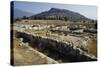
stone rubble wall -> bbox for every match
[16,31,97,62]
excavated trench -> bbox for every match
[16,31,97,63]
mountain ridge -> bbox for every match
[30,8,89,21]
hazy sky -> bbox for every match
[13,1,97,20]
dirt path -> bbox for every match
[12,37,58,66]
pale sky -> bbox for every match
[13,1,97,20]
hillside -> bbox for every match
[30,8,89,21]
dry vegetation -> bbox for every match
[86,40,97,57]
[11,19,97,66]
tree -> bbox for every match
[22,16,28,19]
[95,21,97,29]
[14,18,21,22]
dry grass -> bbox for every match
[14,20,70,25]
[15,20,96,28]
[86,39,97,57]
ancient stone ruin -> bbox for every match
[16,31,97,62]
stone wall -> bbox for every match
[16,31,97,62]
